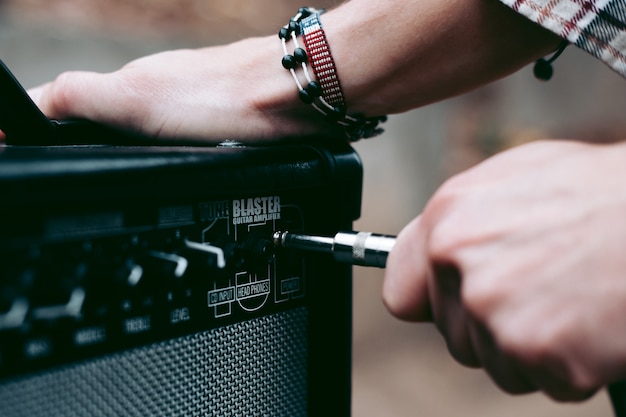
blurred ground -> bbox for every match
[2,1,626,416]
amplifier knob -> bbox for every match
[0,298,29,330]
[124,260,144,287]
[27,256,87,321]
[144,251,188,279]
[31,287,86,321]
[182,240,227,269]
[0,262,35,329]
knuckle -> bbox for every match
[558,365,601,398]
[546,382,599,402]
[498,324,551,364]
[49,71,80,114]
[115,70,176,128]
[424,172,481,264]
[461,277,506,320]
[495,324,601,398]
[565,378,600,400]
[461,273,529,331]
[493,315,562,366]
[424,181,465,260]
[427,219,457,261]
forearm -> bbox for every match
[28,0,562,142]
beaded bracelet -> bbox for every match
[279,7,386,141]
[300,12,345,108]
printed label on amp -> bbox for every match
[232,196,281,225]
[198,195,304,320]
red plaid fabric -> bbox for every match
[499,0,626,78]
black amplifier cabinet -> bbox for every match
[0,141,362,417]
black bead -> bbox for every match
[306,81,322,97]
[328,106,347,121]
[288,21,300,35]
[282,55,297,70]
[349,127,366,140]
[298,8,313,20]
[299,89,314,104]
[533,58,553,81]
[278,27,289,40]
[294,48,308,64]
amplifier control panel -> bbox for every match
[0,193,311,378]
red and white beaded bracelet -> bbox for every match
[300,12,345,109]
[279,7,386,141]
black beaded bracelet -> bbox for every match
[279,7,387,141]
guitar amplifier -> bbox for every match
[0,140,362,416]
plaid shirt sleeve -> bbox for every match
[498,0,626,78]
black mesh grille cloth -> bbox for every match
[0,307,308,417]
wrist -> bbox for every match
[274,7,387,141]
[242,35,337,139]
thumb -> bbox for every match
[29,71,128,124]
[383,215,433,321]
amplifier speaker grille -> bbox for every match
[0,307,308,417]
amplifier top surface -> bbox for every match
[0,141,358,178]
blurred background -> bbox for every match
[2,0,626,415]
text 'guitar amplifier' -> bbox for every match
[0,141,362,416]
